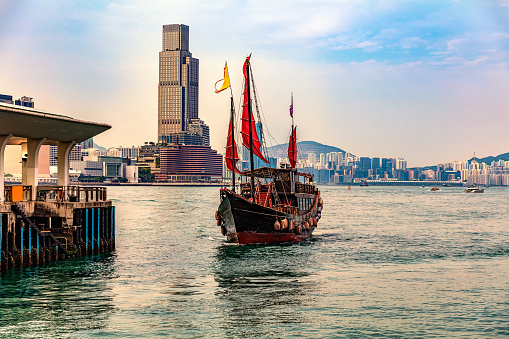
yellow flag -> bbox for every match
[215,62,231,93]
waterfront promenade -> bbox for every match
[0,102,114,271]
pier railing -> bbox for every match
[3,185,33,202]
[3,185,107,203]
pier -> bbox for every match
[0,102,113,271]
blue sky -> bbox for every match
[1,0,509,166]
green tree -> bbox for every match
[139,168,155,182]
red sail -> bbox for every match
[226,118,240,174]
[288,127,297,168]
[241,56,268,164]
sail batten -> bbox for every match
[241,56,268,164]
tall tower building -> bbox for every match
[158,24,201,144]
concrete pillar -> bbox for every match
[0,134,13,203]
[57,141,76,189]
[22,138,46,201]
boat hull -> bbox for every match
[217,189,320,245]
[464,189,484,193]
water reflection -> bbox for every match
[0,254,116,337]
[214,243,319,337]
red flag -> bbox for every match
[289,93,293,117]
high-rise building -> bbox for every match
[81,138,94,149]
[15,96,34,108]
[0,94,13,104]
[372,157,381,170]
[49,144,82,167]
[158,24,205,145]
[396,158,407,170]
[359,157,371,171]
[188,119,210,146]
[381,158,393,177]
[308,153,316,166]
[337,152,344,168]
[158,145,222,182]
[119,146,141,159]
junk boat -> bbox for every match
[214,55,323,244]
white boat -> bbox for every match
[464,153,484,194]
[464,184,484,193]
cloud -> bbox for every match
[446,38,468,51]
[464,56,489,65]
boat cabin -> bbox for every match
[238,165,318,215]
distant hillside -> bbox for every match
[93,142,106,151]
[266,141,346,160]
[471,152,509,164]
[409,151,509,170]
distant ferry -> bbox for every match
[464,184,484,193]
[464,153,484,193]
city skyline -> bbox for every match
[1,1,509,167]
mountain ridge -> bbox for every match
[470,152,509,164]
[266,140,346,160]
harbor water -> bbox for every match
[1,185,508,338]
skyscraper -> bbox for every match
[158,24,205,145]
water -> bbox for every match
[1,186,509,338]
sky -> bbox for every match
[1,0,509,167]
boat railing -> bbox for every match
[295,182,317,194]
[274,204,298,214]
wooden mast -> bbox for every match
[290,93,295,185]
[230,96,236,192]
[246,56,255,198]
[291,92,294,169]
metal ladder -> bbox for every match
[11,204,69,257]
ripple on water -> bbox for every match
[1,186,509,338]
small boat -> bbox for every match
[430,186,440,191]
[215,55,322,244]
[464,153,484,194]
[464,184,484,193]
[360,180,368,187]
[421,185,425,188]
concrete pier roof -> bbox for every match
[0,102,111,144]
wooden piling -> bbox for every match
[1,196,114,270]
